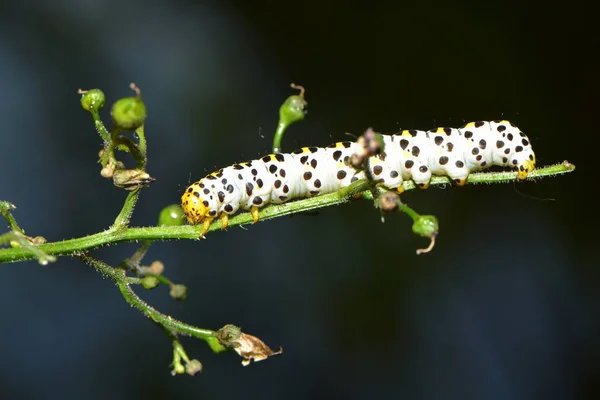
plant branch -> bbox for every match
[78,253,223,347]
[0,161,575,264]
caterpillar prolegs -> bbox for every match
[181,120,536,233]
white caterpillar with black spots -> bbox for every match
[181,120,536,234]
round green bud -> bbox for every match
[171,363,186,375]
[141,276,160,289]
[412,215,439,238]
[80,89,105,112]
[111,96,147,131]
[158,204,185,227]
[0,201,16,213]
[279,94,307,127]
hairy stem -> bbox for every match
[111,188,141,230]
[78,253,221,344]
[0,161,575,264]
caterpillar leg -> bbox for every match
[250,206,260,224]
[200,217,214,237]
[220,213,229,230]
[454,178,467,186]
[396,186,405,195]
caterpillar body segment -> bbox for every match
[181,120,536,233]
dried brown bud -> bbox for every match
[216,324,283,366]
[112,168,156,190]
[377,191,400,213]
[350,128,385,169]
[139,260,165,276]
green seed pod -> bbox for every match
[80,89,105,112]
[273,84,308,153]
[279,90,307,128]
[141,276,160,289]
[412,215,439,238]
[158,204,185,227]
[111,96,147,131]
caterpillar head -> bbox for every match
[518,157,536,179]
[514,148,536,180]
[181,181,218,224]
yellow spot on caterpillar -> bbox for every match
[401,130,412,137]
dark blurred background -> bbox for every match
[0,0,597,399]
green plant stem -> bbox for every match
[78,253,221,345]
[0,231,55,265]
[92,113,110,143]
[272,122,287,154]
[0,201,23,234]
[136,125,147,169]
[111,188,140,229]
[0,161,575,264]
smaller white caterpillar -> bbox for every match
[182,120,536,234]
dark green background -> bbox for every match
[0,1,597,399]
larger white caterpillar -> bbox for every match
[181,120,536,233]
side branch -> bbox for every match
[78,253,220,343]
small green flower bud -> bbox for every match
[111,96,147,131]
[279,84,307,128]
[169,284,187,300]
[141,276,160,289]
[171,363,186,376]
[79,89,105,112]
[185,359,203,376]
[158,204,185,227]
